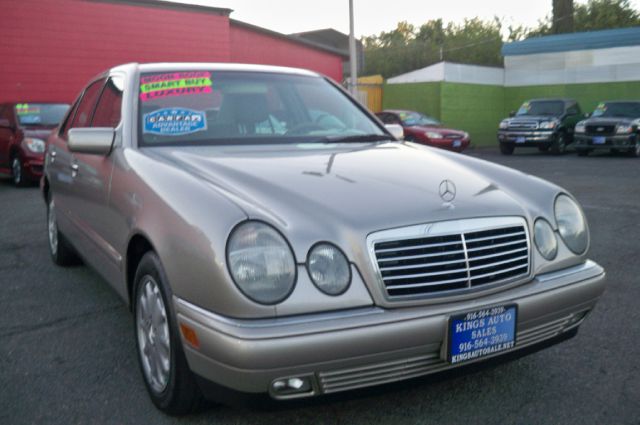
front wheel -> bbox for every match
[11,155,27,187]
[499,143,514,155]
[134,252,204,415]
[628,140,640,157]
[550,133,566,155]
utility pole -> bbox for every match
[348,0,358,95]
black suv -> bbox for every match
[497,99,583,155]
[574,101,640,157]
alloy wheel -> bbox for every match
[48,200,58,257]
[12,157,22,185]
[136,276,171,394]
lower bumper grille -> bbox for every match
[318,312,586,394]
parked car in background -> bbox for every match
[574,101,640,157]
[44,63,605,415]
[497,99,583,155]
[0,102,69,186]
[376,110,470,152]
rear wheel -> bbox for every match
[11,155,27,187]
[47,198,81,266]
[499,143,514,155]
[628,140,640,157]
[550,133,566,155]
[134,252,204,415]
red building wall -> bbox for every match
[229,23,344,82]
[0,0,231,102]
[0,0,344,103]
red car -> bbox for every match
[376,110,470,152]
[0,102,69,186]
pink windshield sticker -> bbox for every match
[140,72,212,102]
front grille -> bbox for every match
[586,124,615,135]
[508,120,538,130]
[444,134,463,139]
[370,218,530,300]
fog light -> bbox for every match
[271,376,312,396]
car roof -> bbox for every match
[380,109,424,115]
[527,98,577,104]
[108,62,322,78]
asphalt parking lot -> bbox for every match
[1,148,639,425]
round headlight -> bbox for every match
[226,221,296,305]
[554,194,588,254]
[534,219,557,260]
[307,243,351,296]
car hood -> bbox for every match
[144,143,548,243]
[584,117,635,125]
[509,115,559,122]
[22,127,56,140]
[409,125,465,135]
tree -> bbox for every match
[574,0,640,31]
[552,0,574,33]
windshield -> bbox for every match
[592,102,640,118]
[399,111,441,126]
[15,103,69,126]
[516,101,564,117]
[138,70,385,146]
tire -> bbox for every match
[550,133,566,155]
[628,140,640,158]
[538,146,549,153]
[577,149,589,157]
[11,155,28,187]
[47,197,81,266]
[499,143,514,155]
[133,252,205,415]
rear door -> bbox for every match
[47,79,105,239]
[66,75,124,285]
[0,105,16,170]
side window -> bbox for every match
[60,99,81,138]
[567,103,579,115]
[92,76,124,128]
[70,79,105,130]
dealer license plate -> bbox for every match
[448,305,517,364]
[453,140,462,148]
[516,136,526,143]
[593,136,606,145]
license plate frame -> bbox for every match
[447,304,518,365]
[452,140,462,148]
[515,136,526,144]
[593,136,606,145]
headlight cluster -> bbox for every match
[534,194,588,260]
[499,120,509,129]
[227,222,351,304]
[616,124,633,134]
[425,131,443,139]
[575,122,586,133]
[25,138,45,153]
[554,195,589,254]
[539,121,558,130]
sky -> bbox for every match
[161,0,640,37]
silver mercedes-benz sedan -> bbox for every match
[42,63,605,414]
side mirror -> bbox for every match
[385,124,404,141]
[0,118,13,129]
[68,128,115,155]
[509,111,516,118]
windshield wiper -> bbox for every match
[321,134,396,143]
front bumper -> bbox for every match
[498,130,555,145]
[574,134,637,150]
[175,260,605,399]
[428,138,471,152]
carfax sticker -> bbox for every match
[140,72,212,102]
[143,108,207,136]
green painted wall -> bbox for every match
[441,82,504,146]
[383,82,441,119]
[383,80,640,147]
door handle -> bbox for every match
[70,163,79,177]
[49,150,56,163]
